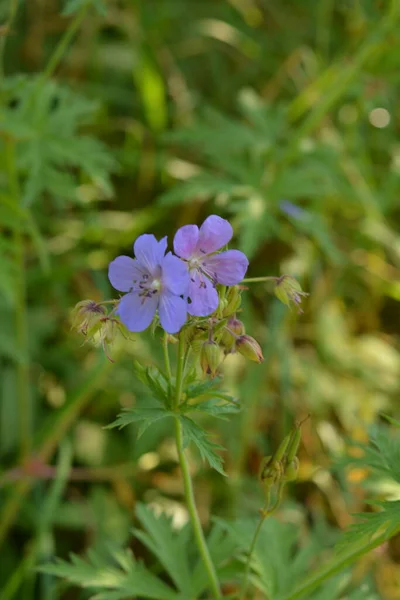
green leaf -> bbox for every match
[132,362,170,405]
[145,366,170,404]
[106,405,174,437]
[39,546,178,600]
[192,520,242,596]
[0,76,116,206]
[335,423,400,485]
[179,416,226,475]
[382,414,400,429]
[133,51,167,132]
[133,504,193,596]
[62,0,107,17]
[337,500,400,549]
[185,377,223,400]
[187,398,241,419]
[158,173,243,207]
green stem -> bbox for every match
[5,140,31,459]
[41,2,90,81]
[240,498,270,600]
[173,333,185,410]
[0,0,19,78]
[242,276,278,284]
[279,529,398,600]
[172,333,221,598]
[174,418,221,599]
[163,332,172,381]
[239,483,284,600]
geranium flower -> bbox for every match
[108,235,188,333]
[173,215,248,316]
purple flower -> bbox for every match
[173,215,248,317]
[108,235,189,334]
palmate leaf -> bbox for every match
[133,504,193,596]
[218,516,336,600]
[185,376,223,400]
[106,403,173,438]
[179,415,226,475]
[39,546,179,600]
[187,398,241,419]
[335,422,400,485]
[0,76,117,206]
[338,500,400,549]
[132,361,170,405]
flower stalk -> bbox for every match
[169,332,222,599]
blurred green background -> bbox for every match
[1,0,400,598]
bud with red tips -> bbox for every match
[220,316,245,354]
[200,341,221,378]
[236,334,264,363]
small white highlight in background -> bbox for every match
[369,107,390,128]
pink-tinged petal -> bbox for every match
[117,291,158,332]
[108,256,144,292]
[187,271,218,317]
[202,249,249,285]
[173,225,199,259]
[158,291,187,333]
[197,215,233,254]
[161,252,189,296]
[133,234,167,276]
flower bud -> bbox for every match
[220,317,245,354]
[259,455,285,489]
[274,276,308,314]
[236,335,264,363]
[92,318,117,359]
[283,457,299,482]
[227,316,245,336]
[224,285,242,316]
[200,341,221,378]
[71,300,106,335]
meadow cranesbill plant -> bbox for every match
[67,214,309,599]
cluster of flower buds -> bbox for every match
[258,417,307,506]
[183,282,265,378]
[71,300,127,361]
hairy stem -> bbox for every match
[174,418,221,598]
[240,504,269,600]
[171,333,221,599]
[163,331,172,381]
[173,333,185,410]
[240,484,283,600]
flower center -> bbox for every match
[188,257,201,270]
[152,278,161,292]
[137,273,161,301]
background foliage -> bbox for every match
[1,0,400,598]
